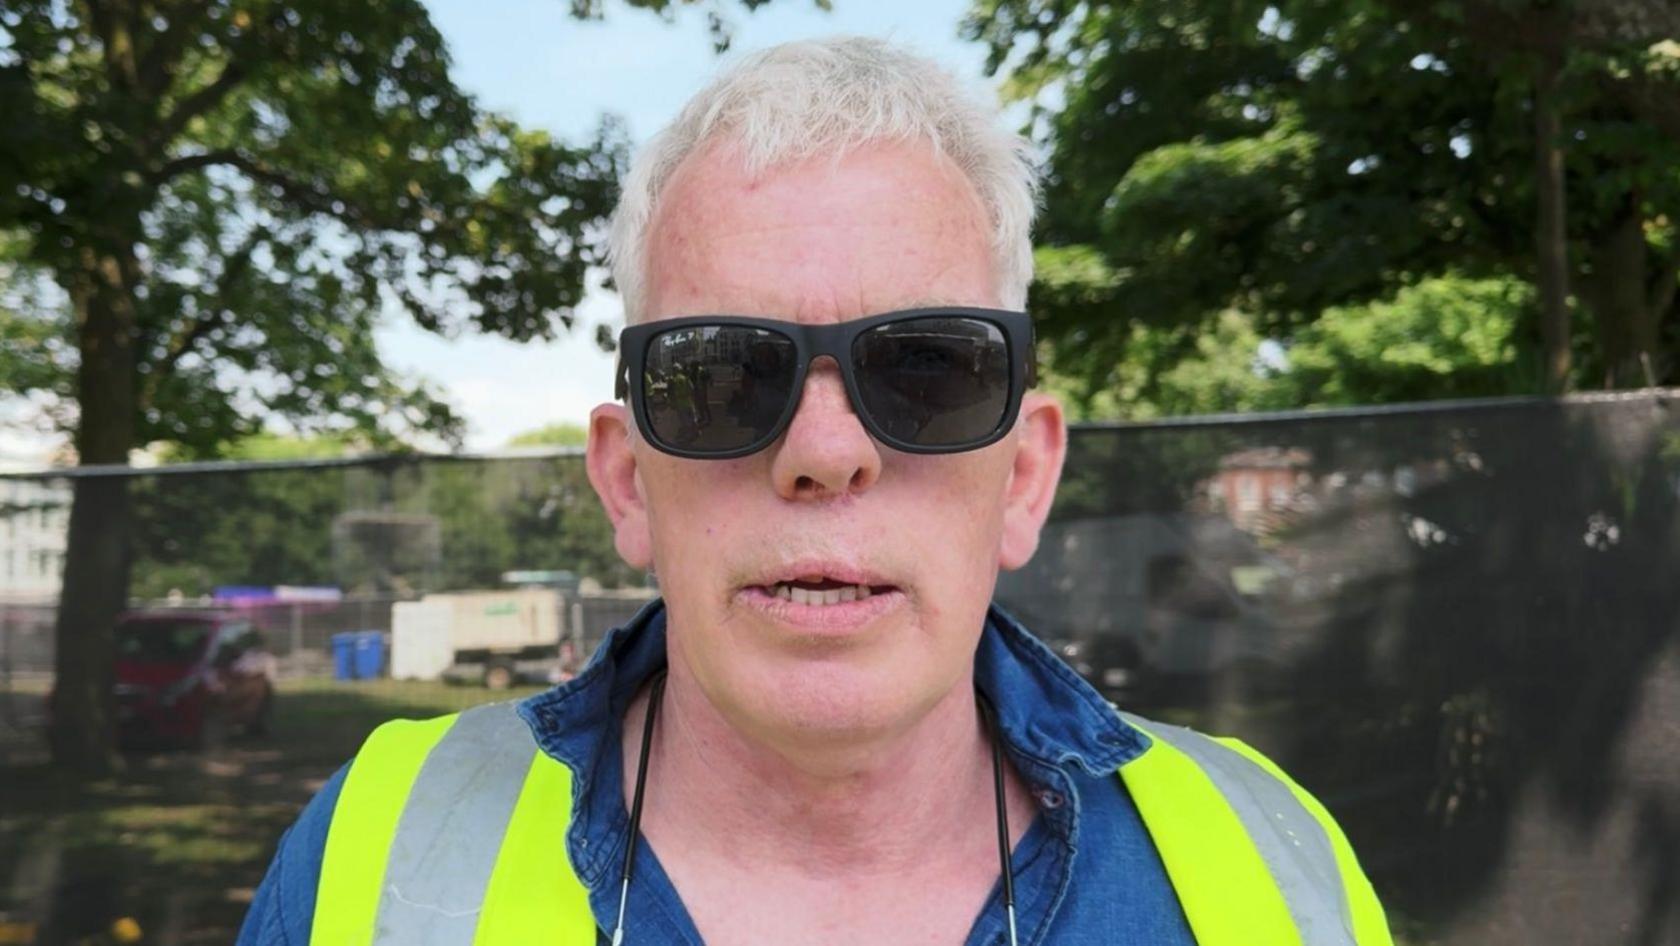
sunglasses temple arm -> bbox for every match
[615,357,629,400]
[1026,323,1038,388]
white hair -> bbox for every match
[607,36,1040,321]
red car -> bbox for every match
[111,611,277,747]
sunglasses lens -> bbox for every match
[643,325,798,453]
[853,317,1013,448]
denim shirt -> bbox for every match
[238,601,1196,945]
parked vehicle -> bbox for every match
[111,610,277,747]
[392,589,568,688]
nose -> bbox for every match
[769,358,883,501]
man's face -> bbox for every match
[588,139,1065,747]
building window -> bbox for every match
[1236,476,1261,512]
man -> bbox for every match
[238,37,1392,945]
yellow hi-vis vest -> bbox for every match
[310,701,1392,946]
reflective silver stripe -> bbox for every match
[373,701,537,945]
[1121,713,1356,946]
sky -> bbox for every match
[380,0,1000,451]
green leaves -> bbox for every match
[0,0,642,455]
[0,244,72,401]
[508,422,589,448]
[982,0,1680,411]
[10,0,805,772]
[1038,274,1537,420]
[1286,275,1537,405]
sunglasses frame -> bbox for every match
[615,307,1037,460]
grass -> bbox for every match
[1,678,1443,944]
[0,678,541,945]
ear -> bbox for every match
[587,403,654,570]
[998,392,1067,571]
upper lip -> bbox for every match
[750,559,900,589]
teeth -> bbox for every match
[768,582,879,605]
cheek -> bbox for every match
[638,449,1014,608]
[643,457,758,575]
[889,454,1013,575]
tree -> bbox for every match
[507,421,589,447]
[1284,274,1538,405]
[423,455,635,592]
[0,0,776,772]
[968,0,1680,410]
[126,434,356,600]
[124,434,632,599]
[1042,271,1539,419]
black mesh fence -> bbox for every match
[2,390,1679,944]
[1003,390,1680,945]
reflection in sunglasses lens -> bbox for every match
[853,318,1010,447]
[643,326,798,453]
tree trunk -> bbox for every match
[1586,194,1658,389]
[1533,52,1573,395]
[49,247,140,775]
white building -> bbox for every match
[0,456,70,600]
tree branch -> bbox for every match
[146,59,247,155]
[141,227,265,402]
[147,148,370,224]
[137,1,209,97]
[82,0,134,92]
[81,0,114,54]
[143,310,224,398]
[1651,254,1678,322]
[229,154,369,223]
[147,147,241,184]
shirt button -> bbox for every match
[1036,789,1065,810]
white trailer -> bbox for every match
[391,589,565,688]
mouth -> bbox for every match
[759,576,898,606]
[737,562,905,629]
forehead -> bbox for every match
[641,138,998,322]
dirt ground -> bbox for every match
[0,679,542,946]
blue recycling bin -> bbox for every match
[330,632,357,681]
[353,631,387,679]
[331,630,387,680]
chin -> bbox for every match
[738,656,946,743]
[671,588,979,745]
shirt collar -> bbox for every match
[978,602,1150,775]
[515,597,1149,878]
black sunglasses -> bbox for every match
[615,307,1036,459]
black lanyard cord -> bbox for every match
[611,673,1019,946]
[612,670,665,946]
[977,690,1020,946]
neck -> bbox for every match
[623,661,1031,876]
